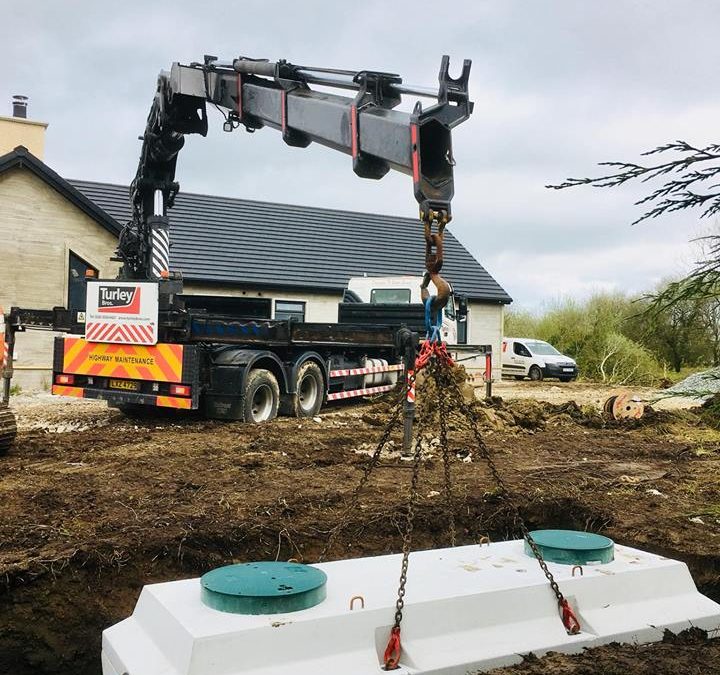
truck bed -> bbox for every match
[189,314,401,348]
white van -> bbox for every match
[501,337,578,382]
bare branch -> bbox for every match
[547,140,720,227]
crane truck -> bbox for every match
[0,53,477,452]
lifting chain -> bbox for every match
[385,358,460,670]
[322,216,579,669]
[385,357,580,670]
[384,399,430,670]
[442,372,581,635]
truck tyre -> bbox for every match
[529,365,543,382]
[243,369,279,423]
[293,362,324,418]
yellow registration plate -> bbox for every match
[108,378,140,392]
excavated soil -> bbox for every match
[1,392,720,674]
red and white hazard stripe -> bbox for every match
[326,384,396,401]
[0,306,6,370]
[329,363,404,378]
[406,369,416,403]
[86,322,155,345]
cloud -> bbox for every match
[3,0,719,308]
[489,238,696,310]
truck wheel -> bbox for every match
[243,369,279,423]
[294,362,324,418]
[529,365,543,382]
[0,407,17,455]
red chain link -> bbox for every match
[383,626,402,670]
[415,339,454,372]
[559,598,581,634]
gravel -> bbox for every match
[664,368,720,400]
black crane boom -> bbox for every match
[120,54,473,280]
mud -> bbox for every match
[1,394,719,674]
[485,628,720,674]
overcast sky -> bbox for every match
[3,0,719,309]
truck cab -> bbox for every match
[346,275,464,345]
[501,337,578,382]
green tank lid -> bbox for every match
[525,529,615,565]
[201,562,327,615]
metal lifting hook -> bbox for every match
[420,212,450,341]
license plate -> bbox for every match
[108,378,140,391]
[562,368,574,373]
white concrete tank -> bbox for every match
[102,540,720,675]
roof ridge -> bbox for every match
[68,178,421,224]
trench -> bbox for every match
[2,497,718,675]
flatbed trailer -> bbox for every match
[48,298,492,422]
[49,306,420,421]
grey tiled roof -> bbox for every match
[70,180,511,303]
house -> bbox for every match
[0,103,511,390]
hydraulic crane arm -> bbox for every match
[120,54,473,279]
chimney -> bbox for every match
[0,95,48,159]
[12,95,28,119]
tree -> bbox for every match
[697,297,720,367]
[625,285,708,372]
[507,293,662,384]
[548,141,720,310]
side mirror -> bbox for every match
[456,295,468,321]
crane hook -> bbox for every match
[420,213,450,341]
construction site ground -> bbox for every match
[2,380,720,674]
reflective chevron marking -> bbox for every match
[51,385,85,398]
[326,384,395,401]
[86,321,155,345]
[62,337,183,383]
[156,395,192,409]
[329,364,404,378]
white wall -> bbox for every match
[464,301,505,380]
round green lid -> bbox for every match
[201,562,327,615]
[525,529,614,565]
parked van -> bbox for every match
[501,337,578,382]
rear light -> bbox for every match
[169,384,191,397]
[55,374,75,385]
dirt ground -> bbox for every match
[1,381,720,674]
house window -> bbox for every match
[370,288,411,304]
[68,251,98,315]
[275,300,305,322]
